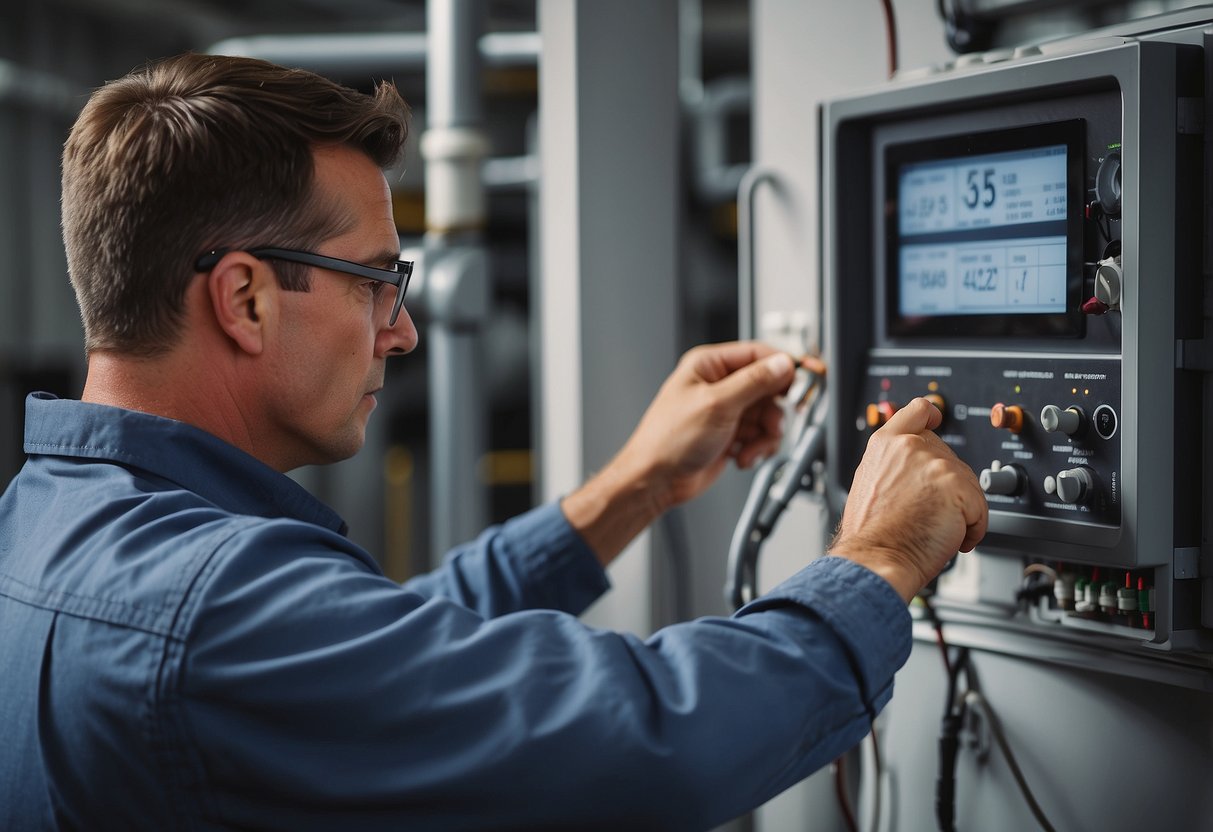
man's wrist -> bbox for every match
[560,454,667,568]
[825,546,924,604]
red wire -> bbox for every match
[833,755,860,832]
[880,0,899,77]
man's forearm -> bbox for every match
[560,454,666,568]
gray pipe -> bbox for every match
[207,30,538,78]
[422,0,490,557]
[0,60,83,118]
[426,0,482,129]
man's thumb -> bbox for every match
[714,352,794,409]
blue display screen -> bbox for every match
[886,121,1084,338]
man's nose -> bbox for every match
[381,304,419,356]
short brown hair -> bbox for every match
[62,52,410,355]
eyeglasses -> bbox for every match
[195,247,414,326]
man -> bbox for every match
[0,53,986,830]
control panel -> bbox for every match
[860,355,1121,525]
[821,39,1210,650]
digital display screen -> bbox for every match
[886,121,1084,338]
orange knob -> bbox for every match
[924,393,946,413]
[990,403,1024,433]
[866,401,898,428]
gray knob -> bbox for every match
[1055,467,1093,504]
[1095,256,1122,308]
[979,462,1023,496]
[1040,405,1083,435]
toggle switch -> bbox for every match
[989,403,1025,433]
[1040,405,1084,436]
[979,460,1024,496]
[865,400,897,429]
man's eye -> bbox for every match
[366,281,386,297]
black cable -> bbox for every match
[926,616,1060,832]
[919,594,953,679]
[967,691,1058,832]
[935,646,969,832]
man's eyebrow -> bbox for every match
[367,248,403,267]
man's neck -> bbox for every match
[82,349,262,465]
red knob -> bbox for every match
[865,401,898,428]
[990,403,1024,434]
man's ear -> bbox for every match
[206,252,274,356]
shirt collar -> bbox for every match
[23,393,348,535]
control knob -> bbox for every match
[1040,405,1084,436]
[1046,467,1094,505]
[989,403,1025,433]
[1095,256,1122,309]
[865,401,897,429]
[979,461,1024,496]
[1094,151,1121,217]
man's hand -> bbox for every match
[828,398,988,602]
[562,342,802,566]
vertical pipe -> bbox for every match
[427,0,481,130]
[423,0,490,557]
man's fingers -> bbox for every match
[711,352,796,412]
[878,397,942,435]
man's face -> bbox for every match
[265,145,417,470]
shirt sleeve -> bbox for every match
[401,502,611,618]
[174,522,911,832]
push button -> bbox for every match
[1093,404,1118,439]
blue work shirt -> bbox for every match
[0,393,911,831]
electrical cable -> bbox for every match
[868,722,883,832]
[833,754,860,832]
[918,594,953,679]
[935,646,968,832]
[879,0,898,77]
[924,602,1060,832]
[964,691,1058,832]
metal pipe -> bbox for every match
[427,0,482,129]
[0,60,83,118]
[422,0,491,557]
[206,30,539,77]
[736,167,777,340]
